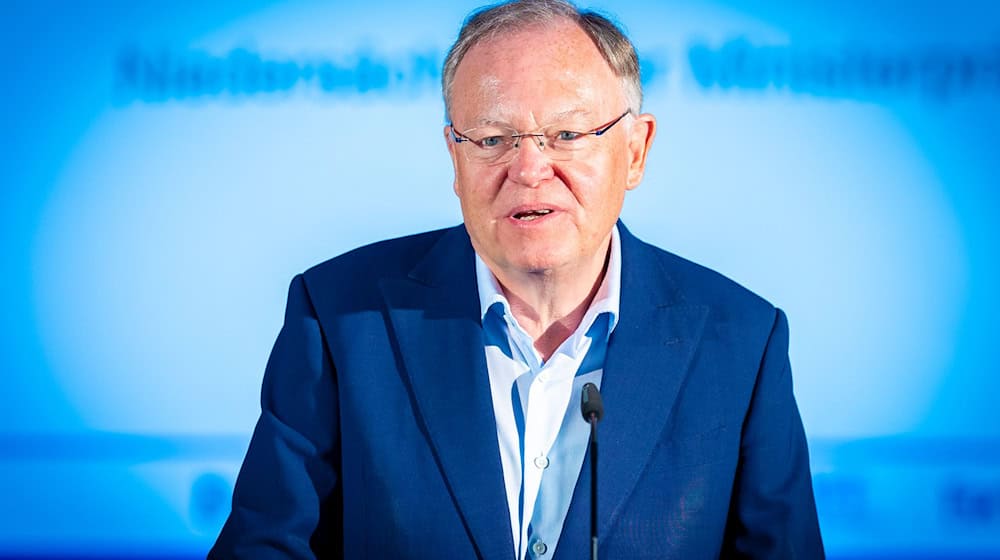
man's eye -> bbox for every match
[477,136,504,148]
[556,130,582,141]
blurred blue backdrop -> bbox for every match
[2,0,999,557]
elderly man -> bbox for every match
[211,0,824,558]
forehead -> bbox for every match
[450,19,623,125]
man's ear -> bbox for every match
[625,113,656,190]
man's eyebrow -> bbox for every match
[546,109,591,122]
[473,118,514,127]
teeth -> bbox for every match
[515,209,553,220]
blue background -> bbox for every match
[2,0,999,557]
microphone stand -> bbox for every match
[587,410,598,560]
[581,382,603,560]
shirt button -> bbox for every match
[533,455,550,469]
[531,539,548,556]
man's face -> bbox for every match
[446,20,656,279]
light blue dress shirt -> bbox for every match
[475,226,621,560]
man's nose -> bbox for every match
[507,134,554,187]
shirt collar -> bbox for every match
[475,224,622,339]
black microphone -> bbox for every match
[580,382,603,560]
[581,382,603,423]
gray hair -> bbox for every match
[441,0,642,120]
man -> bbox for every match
[211,0,824,558]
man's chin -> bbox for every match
[503,251,572,276]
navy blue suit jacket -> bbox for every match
[211,223,824,559]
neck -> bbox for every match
[491,238,612,361]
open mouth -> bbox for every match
[513,209,553,221]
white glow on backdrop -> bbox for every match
[30,1,972,439]
[32,101,457,433]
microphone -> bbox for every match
[580,382,603,560]
[581,382,604,423]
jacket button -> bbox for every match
[531,539,548,556]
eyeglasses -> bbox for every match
[450,110,631,165]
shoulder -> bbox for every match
[296,225,467,309]
[660,244,771,311]
[306,226,459,279]
[622,226,780,333]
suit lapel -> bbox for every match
[559,224,709,554]
[379,226,514,560]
